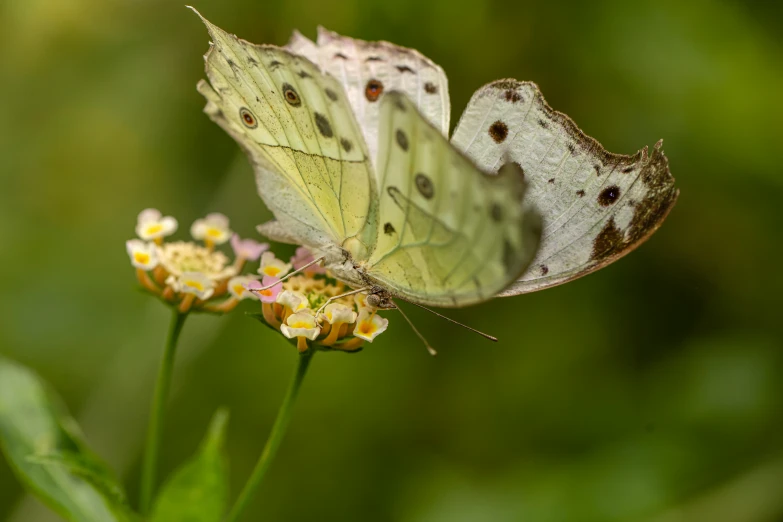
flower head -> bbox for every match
[276,290,309,313]
[157,241,236,280]
[259,251,292,278]
[136,208,178,241]
[126,239,158,270]
[352,308,389,342]
[280,312,321,352]
[245,275,282,303]
[281,312,321,341]
[249,267,389,352]
[320,303,357,325]
[167,272,216,300]
[228,275,260,300]
[191,212,232,246]
[290,246,326,276]
[127,209,261,314]
[231,234,269,261]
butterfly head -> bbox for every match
[366,289,396,310]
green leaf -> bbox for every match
[150,409,230,522]
[27,451,127,505]
[0,357,134,522]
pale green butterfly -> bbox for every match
[192,10,677,320]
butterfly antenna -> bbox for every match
[399,299,498,342]
[393,302,437,356]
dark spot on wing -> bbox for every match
[366,56,384,62]
[424,82,437,94]
[598,185,621,206]
[540,265,549,276]
[396,65,415,74]
[548,178,555,184]
[593,164,602,175]
[340,137,353,153]
[227,58,235,67]
[297,70,312,79]
[415,173,434,199]
[576,189,585,198]
[490,203,502,222]
[396,129,409,151]
[282,83,301,107]
[314,112,333,138]
[622,166,634,173]
[239,107,258,129]
[489,121,508,143]
[247,56,258,66]
[268,60,283,69]
[384,222,396,235]
[325,88,338,101]
[334,53,348,59]
[537,119,549,129]
[567,143,576,154]
[504,89,522,102]
[591,217,625,261]
[365,79,383,102]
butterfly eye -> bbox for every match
[239,107,258,128]
[365,79,384,102]
[282,83,301,107]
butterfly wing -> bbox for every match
[194,11,378,251]
[286,28,450,169]
[364,92,541,307]
[451,80,678,295]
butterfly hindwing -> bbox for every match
[286,28,450,172]
[364,92,541,307]
[195,11,378,250]
[451,80,678,295]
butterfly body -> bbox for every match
[193,9,677,311]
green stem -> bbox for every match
[139,308,188,514]
[225,350,314,522]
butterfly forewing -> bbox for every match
[365,92,541,307]
[451,80,678,295]
[286,28,450,171]
[195,11,378,249]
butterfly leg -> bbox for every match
[252,256,326,293]
[314,287,372,317]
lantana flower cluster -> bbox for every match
[247,246,388,353]
[126,209,266,313]
[127,209,389,351]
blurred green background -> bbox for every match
[1,0,782,520]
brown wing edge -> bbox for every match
[483,79,678,296]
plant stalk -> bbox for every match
[139,308,188,514]
[225,350,314,522]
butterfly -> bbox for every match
[191,9,678,315]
